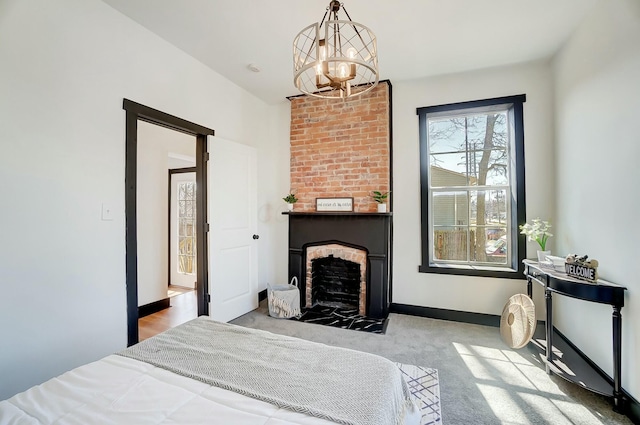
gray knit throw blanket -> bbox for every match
[118,317,416,425]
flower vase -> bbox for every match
[377,203,387,213]
[537,250,551,264]
[287,203,294,212]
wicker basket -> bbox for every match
[267,277,301,319]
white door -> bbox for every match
[170,172,197,289]
[208,137,258,322]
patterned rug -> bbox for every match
[397,363,442,425]
[291,305,388,334]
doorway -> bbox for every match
[124,99,214,346]
[169,169,197,289]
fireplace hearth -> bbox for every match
[285,211,391,319]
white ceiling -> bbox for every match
[101,0,598,104]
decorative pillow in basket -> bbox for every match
[267,277,301,318]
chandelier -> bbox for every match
[293,1,378,99]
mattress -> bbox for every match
[0,320,422,425]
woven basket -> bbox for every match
[267,277,301,319]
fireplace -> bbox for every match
[286,212,391,318]
[306,244,368,315]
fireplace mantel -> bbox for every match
[285,212,392,318]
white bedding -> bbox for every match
[1,349,422,425]
[1,354,355,424]
[119,318,416,424]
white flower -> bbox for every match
[519,218,553,250]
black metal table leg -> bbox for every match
[545,287,553,374]
[612,306,624,412]
[527,275,532,298]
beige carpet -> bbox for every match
[231,301,632,425]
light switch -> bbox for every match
[101,203,114,221]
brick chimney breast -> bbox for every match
[289,82,391,212]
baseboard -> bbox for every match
[390,303,500,327]
[258,289,267,302]
[554,326,640,423]
[629,396,640,425]
[138,298,170,318]
[554,326,615,385]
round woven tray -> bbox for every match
[500,294,536,349]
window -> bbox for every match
[418,95,526,278]
[178,181,197,275]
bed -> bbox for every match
[0,317,423,425]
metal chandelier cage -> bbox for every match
[293,1,379,99]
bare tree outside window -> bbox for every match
[427,112,509,265]
[418,95,526,276]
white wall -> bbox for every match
[392,61,555,317]
[137,121,195,307]
[0,0,284,400]
[257,101,292,290]
[552,0,640,401]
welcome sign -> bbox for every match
[565,262,598,282]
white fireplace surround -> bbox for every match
[305,244,367,316]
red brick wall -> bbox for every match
[289,82,390,212]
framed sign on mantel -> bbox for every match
[316,197,354,212]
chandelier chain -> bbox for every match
[340,5,374,59]
[318,6,330,29]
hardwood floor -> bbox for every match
[167,285,194,298]
[138,289,197,341]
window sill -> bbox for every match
[419,263,524,279]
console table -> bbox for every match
[523,260,627,412]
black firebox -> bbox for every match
[311,255,361,309]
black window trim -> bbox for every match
[417,94,527,279]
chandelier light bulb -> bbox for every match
[319,39,327,61]
[338,63,349,78]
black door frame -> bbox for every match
[123,99,214,346]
